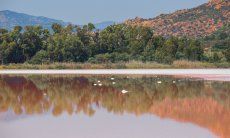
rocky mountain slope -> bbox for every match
[125,0,230,37]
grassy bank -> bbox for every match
[0,60,229,69]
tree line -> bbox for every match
[0,23,229,65]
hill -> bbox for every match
[0,10,114,30]
[0,10,67,30]
[125,0,230,38]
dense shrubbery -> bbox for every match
[0,23,228,65]
[202,24,230,63]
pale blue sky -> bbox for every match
[0,0,208,24]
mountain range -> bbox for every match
[125,0,229,37]
[0,10,115,30]
[0,0,229,37]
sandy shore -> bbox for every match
[0,69,229,81]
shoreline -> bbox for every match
[0,69,229,75]
[0,69,230,81]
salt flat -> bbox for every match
[0,69,230,81]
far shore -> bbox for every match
[0,61,230,70]
[0,69,230,81]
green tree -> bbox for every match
[52,23,63,34]
[29,50,49,64]
[21,26,47,61]
[185,40,203,61]
[223,48,230,62]
[88,23,95,31]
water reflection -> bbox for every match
[0,75,229,138]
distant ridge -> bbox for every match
[94,21,115,30]
[0,10,115,30]
[0,10,67,30]
[125,0,230,37]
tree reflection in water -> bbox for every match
[0,75,229,138]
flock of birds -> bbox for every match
[93,77,129,94]
[93,76,178,94]
[42,76,180,96]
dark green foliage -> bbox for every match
[52,23,63,34]
[90,53,111,63]
[185,40,203,61]
[0,23,208,65]
[208,52,222,63]
[202,24,230,62]
[223,48,230,62]
[0,29,8,34]
[29,50,49,64]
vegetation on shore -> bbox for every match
[0,60,229,69]
[0,23,229,68]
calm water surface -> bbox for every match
[0,75,229,138]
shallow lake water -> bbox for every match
[0,74,229,138]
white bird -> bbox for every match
[94,83,97,86]
[98,80,101,83]
[157,81,162,84]
[121,90,129,94]
[98,83,102,86]
[111,78,115,80]
[173,81,176,83]
[112,82,116,85]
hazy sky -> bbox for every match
[0,0,208,24]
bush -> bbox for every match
[89,53,111,63]
[28,50,50,64]
[175,52,186,60]
[212,53,221,62]
[223,48,230,62]
[112,52,130,62]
